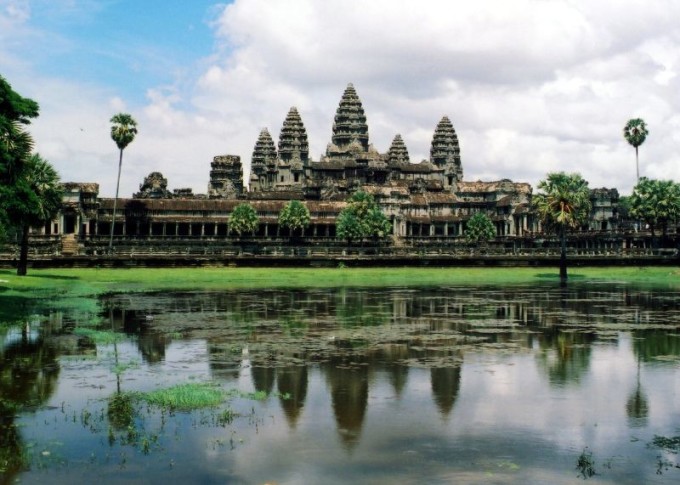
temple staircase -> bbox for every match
[61,234,79,256]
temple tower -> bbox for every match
[135,172,172,199]
[250,128,277,191]
[208,155,243,198]
[277,107,309,187]
[387,134,410,165]
[430,116,462,187]
[331,83,369,153]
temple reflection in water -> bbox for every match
[85,284,680,448]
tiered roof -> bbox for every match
[331,83,369,152]
[278,107,309,166]
[251,128,277,172]
[430,116,462,179]
[387,134,410,165]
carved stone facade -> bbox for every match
[45,83,622,247]
[208,155,243,199]
[135,172,172,199]
[246,83,467,200]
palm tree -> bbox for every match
[533,172,592,283]
[14,154,63,276]
[109,113,138,252]
[623,118,648,182]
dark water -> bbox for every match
[2,282,680,484]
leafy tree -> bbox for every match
[336,209,363,244]
[623,118,648,181]
[629,177,680,244]
[533,172,591,282]
[109,113,138,251]
[278,199,310,238]
[1,75,39,212]
[3,154,63,275]
[229,203,259,236]
[464,212,496,244]
[1,77,63,269]
[336,191,391,244]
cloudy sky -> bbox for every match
[1,0,678,198]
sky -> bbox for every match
[1,0,679,198]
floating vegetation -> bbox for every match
[650,435,680,453]
[136,382,225,410]
[73,328,123,345]
[107,392,135,429]
[652,355,680,363]
[576,447,597,479]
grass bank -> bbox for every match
[1,266,679,299]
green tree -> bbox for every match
[4,154,63,275]
[109,113,138,251]
[278,199,311,238]
[1,76,40,238]
[629,177,680,244]
[533,172,592,282]
[623,118,648,182]
[336,191,391,244]
[464,212,496,244]
[229,203,259,236]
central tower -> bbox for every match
[331,83,369,153]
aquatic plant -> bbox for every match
[650,435,680,453]
[107,392,135,430]
[576,447,596,479]
[73,328,123,345]
[136,383,225,410]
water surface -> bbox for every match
[1,282,680,483]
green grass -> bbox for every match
[136,383,225,410]
[73,328,123,345]
[1,266,679,300]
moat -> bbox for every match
[2,282,680,483]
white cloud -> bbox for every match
[4,0,680,196]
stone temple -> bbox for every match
[43,83,621,250]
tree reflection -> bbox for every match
[633,330,680,363]
[626,354,648,427]
[536,331,594,386]
[0,328,60,481]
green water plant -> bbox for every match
[576,447,596,479]
[137,382,225,410]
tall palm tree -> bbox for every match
[14,154,63,276]
[533,172,592,283]
[109,113,138,252]
[623,118,648,182]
